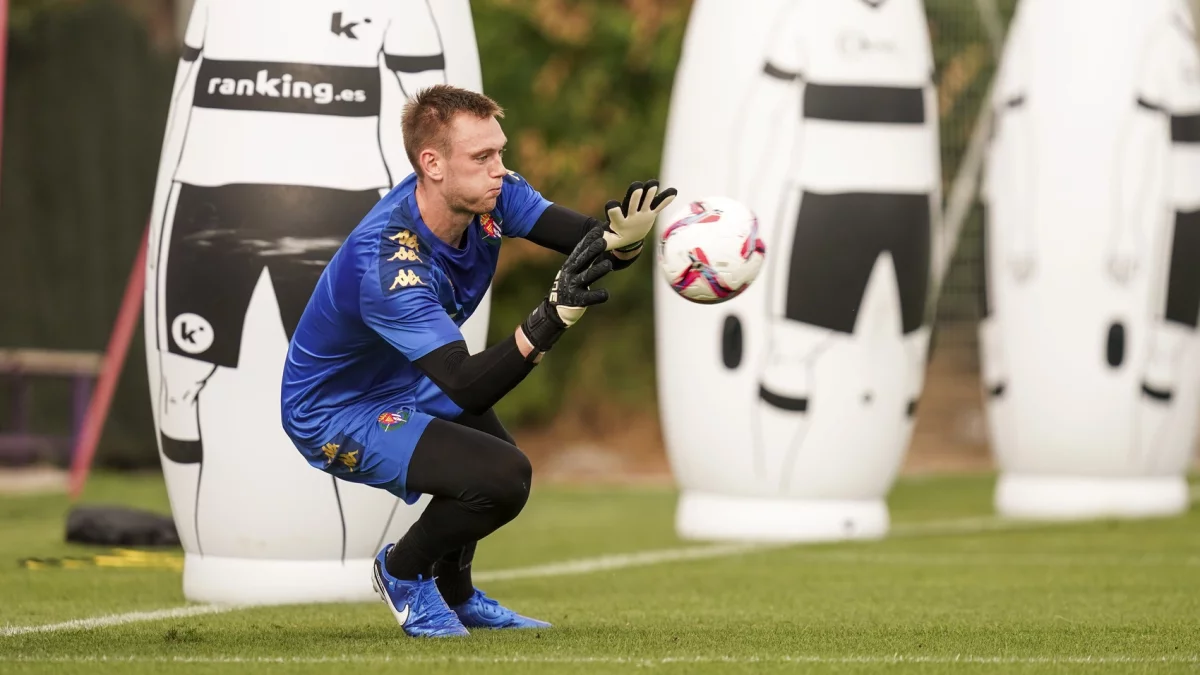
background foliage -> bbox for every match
[0,0,1010,465]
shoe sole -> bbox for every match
[371,566,384,602]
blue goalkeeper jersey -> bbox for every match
[281,171,551,447]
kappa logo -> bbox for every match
[389,230,419,249]
[321,441,359,471]
[390,269,425,290]
[388,246,422,263]
[386,229,426,291]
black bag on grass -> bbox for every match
[65,506,180,547]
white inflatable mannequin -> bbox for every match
[656,0,940,542]
[144,0,487,604]
[981,0,1200,519]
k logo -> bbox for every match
[331,11,371,39]
[171,313,214,354]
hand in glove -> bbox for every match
[520,227,613,356]
[601,179,678,253]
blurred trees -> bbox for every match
[1,0,174,466]
[0,0,1003,465]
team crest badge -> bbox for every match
[480,213,502,242]
[377,409,413,431]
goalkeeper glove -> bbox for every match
[601,179,678,253]
[520,227,613,356]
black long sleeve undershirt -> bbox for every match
[410,205,642,414]
[413,336,535,416]
[526,204,640,270]
[525,204,595,255]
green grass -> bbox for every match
[1,472,1199,673]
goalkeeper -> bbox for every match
[280,84,676,638]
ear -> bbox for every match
[419,147,444,182]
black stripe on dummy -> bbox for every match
[194,59,381,117]
[1106,322,1126,368]
[804,84,925,124]
[181,44,201,63]
[759,385,808,412]
[785,191,931,335]
[161,437,202,463]
[1133,94,1200,142]
[1142,383,1173,401]
[1172,113,1200,143]
[1165,208,1200,327]
[1137,96,1165,113]
[385,53,446,73]
[764,62,800,81]
[721,315,743,369]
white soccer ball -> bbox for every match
[657,196,766,304]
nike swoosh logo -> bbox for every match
[373,562,412,626]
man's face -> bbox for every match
[442,113,507,215]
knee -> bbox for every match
[494,447,532,516]
[471,446,531,519]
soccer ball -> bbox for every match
[657,196,766,304]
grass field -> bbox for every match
[1,471,1198,673]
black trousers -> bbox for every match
[385,408,531,601]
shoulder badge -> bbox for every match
[480,213,502,241]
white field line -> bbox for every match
[469,515,1063,584]
[779,551,1200,567]
[4,493,1196,638]
[2,654,1198,666]
[472,542,769,583]
[0,605,229,637]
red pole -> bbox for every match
[68,223,148,500]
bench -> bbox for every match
[0,349,104,464]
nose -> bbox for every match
[490,156,507,178]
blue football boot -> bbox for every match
[450,588,552,630]
[372,546,470,638]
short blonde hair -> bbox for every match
[402,85,505,178]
